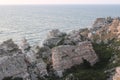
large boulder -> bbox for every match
[52,41,98,77]
[19,38,30,53]
[43,29,66,48]
[0,54,29,80]
[0,39,22,56]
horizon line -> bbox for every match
[0,3,120,5]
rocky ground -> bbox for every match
[1,17,120,80]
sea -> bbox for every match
[0,5,120,45]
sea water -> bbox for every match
[0,5,120,44]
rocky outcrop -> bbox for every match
[0,39,29,80]
[20,39,48,80]
[43,29,66,48]
[52,41,98,77]
[0,39,22,56]
[0,39,49,80]
[0,54,29,80]
[88,17,120,43]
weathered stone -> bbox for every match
[90,17,120,43]
[36,59,48,77]
[25,50,37,63]
[38,46,51,59]
[52,41,98,77]
[92,18,106,28]
[0,39,18,51]
[47,29,66,38]
[43,37,63,48]
[106,16,113,23]
[0,54,28,80]
[0,39,22,56]
[113,67,120,80]
[79,28,90,38]
[64,30,82,45]
[20,38,30,53]
[31,45,40,55]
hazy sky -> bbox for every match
[0,0,120,5]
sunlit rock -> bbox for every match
[113,67,120,80]
[0,54,28,80]
[52,41,98,77]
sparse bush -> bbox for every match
[2,77,23,80]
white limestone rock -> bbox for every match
[0,54,28,80]
[113,67,120,80]
[52,41,98,77]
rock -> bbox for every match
[0,54,29,80]
[43,37,63,48]
[113,67,120,80]
[43,29,67,48]
[92,18,107,28]
[31,45,52,63]
[64,30,82,45]
[31,45,40,55]
[106,16,113,23]
[0,39,17,51]
[88,32,93,39]
[47,29,66,38]
[34,46,51,60]
[79,28,90,38]
[36,59,48,77]
[20,38,30,53]
[90,17,120,43]
[25,50,37,63]
[0,39,22,56]
[52,41,98,77]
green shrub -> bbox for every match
[2,77,23,80]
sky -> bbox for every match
[0,0,119,5]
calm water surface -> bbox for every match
[0,5,120,45]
